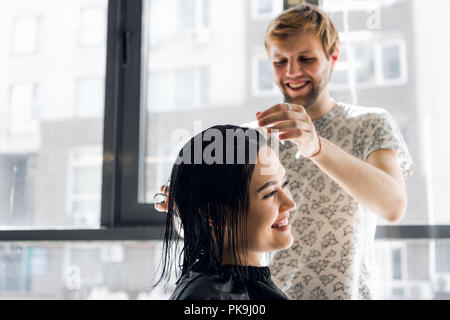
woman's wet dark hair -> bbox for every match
[155,125,267,287]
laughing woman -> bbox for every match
[155,125,296,300]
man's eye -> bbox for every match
[274,60,286,66]
[301,57,315,63]
[282,180,290,188]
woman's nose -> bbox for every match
[280,188,296,211]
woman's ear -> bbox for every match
[198,208,214,228]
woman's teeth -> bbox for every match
[272,219,289,228]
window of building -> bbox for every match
[9,83,40,134]
[67,147,102,228]
[12,16,40,55]
[75,77,104,118]
[331,39,406,91]
[176,0,209,31]
[382,43,402,80]
[79,7,106,47]
[252,54,279,96]
[252,0,283,20]
[147,67,208,112]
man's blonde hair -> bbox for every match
[264,3,340,59]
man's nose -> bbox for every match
[287,60,303,78]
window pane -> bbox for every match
[374,240,450,300]
[253,0,283,19]
[0,241,175,299]
[331,69,348,85]
[141,0,282,202]
[323,0,450,225]
[354,43,375,83]
[392,248,402,280]
[72,166,101,194]
[257,0,273,14]
[173,69,196,109]
[79,7,106,47]
[75,78,104,118]
[148,71,171,111]
[383,45,401,80]
[1,240,448,299]
[9,83,40,134]
[176,0,195,30]
[0,0,107,229]
[12,16,39,55]
[258,58,274,91]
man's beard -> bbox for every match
[282,81,320,110]
[281,68,330,109]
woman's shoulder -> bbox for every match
[170,272,248,300]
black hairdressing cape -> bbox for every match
[170,264,289,300]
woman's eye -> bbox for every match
[263,180,290,199]
[274,60,286,66]
[263,190,276,199]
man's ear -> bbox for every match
[330,45,339,69]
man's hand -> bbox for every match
[154,184,170,212]
[257,103,320,158]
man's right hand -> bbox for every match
[154,184,170,212]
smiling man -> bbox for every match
[256,4,415,299]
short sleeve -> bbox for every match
[363,110,415,179]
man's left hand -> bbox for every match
[257,103,320,158]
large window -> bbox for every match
[0,0,450,300]
[0,241,173,299]
[141,0,249,203]
[0,0,107,229]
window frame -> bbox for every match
[0,0,449,244]
[330,38,408,91]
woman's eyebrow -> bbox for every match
[256,180,277,193]
[256,173,287,193]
